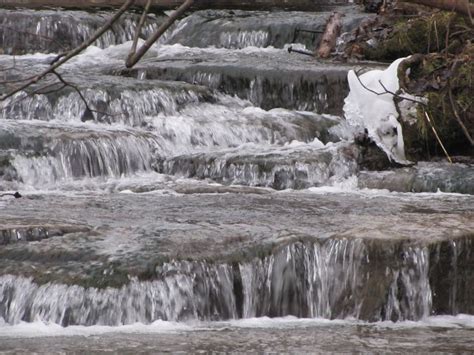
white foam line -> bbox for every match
[2,315,474,338]
[300,177,473,198]
[0,320,191,338]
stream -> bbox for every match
[0,4,473,353]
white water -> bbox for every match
[2,314,474,338]
[0,239,436,326]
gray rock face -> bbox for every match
[0,191,473,325]
[119,57,353,114]
[166,9,369,50]
[358,162,474,194]
[155,141,359,190]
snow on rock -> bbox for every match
[343,57,415,165]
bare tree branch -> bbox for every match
[353,70,426,106]
[32,82,67,96]
[423,111,453,163]
[377,80,427,106]
[353,69,466,162]
[466,0,474,25]
[50,69,118,121]
[126,0,194,68]
[0,0,136,102]
[50,69,95,116]
[0,74,39,84]
[0,192,22,198]
[130,0,152,56]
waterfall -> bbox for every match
[12,134,158,186]
[0,6,472,343]
[1,86,210,126]
[0,9,163,55]
[164,10,369,50]
[156,141,358,189]
[0,262,237,326]
[128,64,349,114]
[219,30,270,49]
[2,237,465,326]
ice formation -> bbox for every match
[344,57,413,164]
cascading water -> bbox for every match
[0,239,433,325]
[1,82,213,125]
[0,9,165,55]
[0,4,473,352]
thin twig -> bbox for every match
[377,80,427,106]
[444,15,450,59]
[466,0,474,25]
[30,82,67,96]
[449,29,473,37]
[354,70,456,161]
[0,74,39,84]
[0,192,22,198]
[50,69,114,120]
[448,85,474,146]
[0,0,136,102]
[353,71,427,106]
[423,111,452,163]
[433,20,440,52]
[427,18,432,53]
[130,0,152,56]
[353,72,387,96]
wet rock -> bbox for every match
[364,0,384,13]
[430,238,474,315]
[166,9,368,50]
[0,187,471,286]
[1,234,474,325]
[0,224,91,245]
[155,142,360,189]
[0,151,18,183]
[1,78,215,125]
[358,162,474,194]
[397,48,474,160]
[118,56,357,114]
[0,120,159,184]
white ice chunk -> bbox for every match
[344,57,414,165]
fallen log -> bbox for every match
[401,0,474,17]
[316,12,343,58]
[0,0,349,10]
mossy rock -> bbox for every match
[365,12,468,61]
[398,44,473,160]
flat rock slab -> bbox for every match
[0,189,473,286]
[358,162,474,195]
